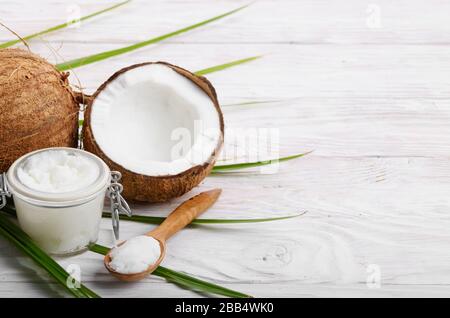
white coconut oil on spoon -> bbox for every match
[109,235,161,274]
[104,189,222,281]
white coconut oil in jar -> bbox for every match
[3,148,113,255]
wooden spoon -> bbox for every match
[104,188,222,282]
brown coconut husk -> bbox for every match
[0,48,79,172]
[83,62,224,203]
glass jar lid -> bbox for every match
[6,147,111,207]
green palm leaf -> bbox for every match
[56,4,250,71]
[195,56,261,75]
[3,203,303,225]
[90,244,250,298]
[0,0,131,49]
[212,151,312,173]
[0,212,99,298]
[222,99,284,107]
[103,211,303,225]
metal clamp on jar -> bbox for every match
[0,147,131,255]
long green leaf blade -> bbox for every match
[89,243,110,255]
[212,151,312,173]
[0,213,99,298]
[222,99,285,107]
[0,1,131,49]
[56,4,249,71]
[102,211,303,225]
[195,56,261,75]
[90,244,250,298]
[4,203,302,225]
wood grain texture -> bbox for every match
[0,0,449,297]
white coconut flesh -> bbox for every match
[90,64,221,176]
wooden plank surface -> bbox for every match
[0,0,449,297]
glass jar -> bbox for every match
[0,147,130,256]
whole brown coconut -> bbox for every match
[83,62,224,203]
[0,48,79,172]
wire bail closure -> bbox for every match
[107,171,132,240]
[0,173,11,210]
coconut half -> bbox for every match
[83,62,224,202]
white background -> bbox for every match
[1,0,450,297]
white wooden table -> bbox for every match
[1,0,450,297]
